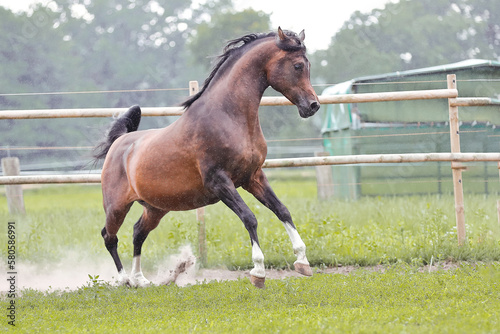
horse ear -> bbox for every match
[299,30,305,42]
[277,26,288,41]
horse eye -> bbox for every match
[294,63,303,71]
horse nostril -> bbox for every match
[310,101,320,112]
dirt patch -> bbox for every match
[0,244,462,292]
[188,260,463,285]
[160,262,461,287]
[0,264,462,292]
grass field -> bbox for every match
[1,181,498,270]
[3,264,500,333]
[1,180,499,332]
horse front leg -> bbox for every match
[204,171,266,288]
[244,168,313,277]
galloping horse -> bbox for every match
[94,27,320,288]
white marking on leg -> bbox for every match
[283,222,309,265]
[117,269,131,286]
[130,255,151,287]
[249,242,266,278]
[131,255,141,275]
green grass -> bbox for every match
[2,264,499,333]
[0,182,499,271]
[1,183,499,332]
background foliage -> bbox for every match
[311,0,500,83]
[0,0,499,165]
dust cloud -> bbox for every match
[0,245,207,292]
[154,245,197,286]
[1,245,318,293]
[0,250,117,292]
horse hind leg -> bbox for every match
[130,206,167,287]
[102,203,133,286]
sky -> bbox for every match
[0,0,397,50]
[233,0,396,50]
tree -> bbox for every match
[0,6,82,110]
[188,4,271,70]
[311,0,500,84]
[54,0,198,108]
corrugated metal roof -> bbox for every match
[353,59,500,83]
[322,59,500,96]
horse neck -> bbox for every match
[209,39,276,121]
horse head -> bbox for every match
[266,27,320,118]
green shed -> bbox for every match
[321,59,500,199]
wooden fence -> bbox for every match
[0,89,458,119]
[1,75,499,248]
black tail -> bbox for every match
[93,105,142,160]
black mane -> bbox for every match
[181,30,305,109]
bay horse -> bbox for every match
[94,27,320,288]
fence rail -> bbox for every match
[1,90,497,120]
[449,97,500,107]
[0,106,184,119]
[1,153,498,185]
[263,152,500,168]
[0,89,460,119]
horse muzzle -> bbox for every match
[298,100,320,118]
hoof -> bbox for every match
[161,257,196,286]
[135,277,152,288]
[116,270,132,287]
[294,262,313,276]
[130,273,152,288]
[250,275,266,289]
[117,278,132,287]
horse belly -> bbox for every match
[141,184,218,211]
[130,156,218,211]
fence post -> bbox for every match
[315,152,334,200]
[190,81,208,267]
[497,162,500,227]
[1,157,26,215]
[447,74,466,245]
[189,80,199,97]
